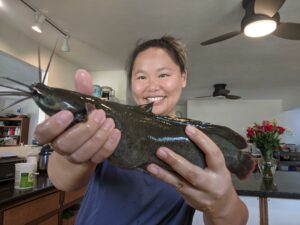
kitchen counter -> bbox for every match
[232,171,300,199]
[0,173,86,225]
[232,171,300,225]
[0,172,55,208]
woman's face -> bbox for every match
[131,47,187,117]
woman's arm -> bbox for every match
[146,125,248,225]
[34,69,121,191]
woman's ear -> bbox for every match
[181,71,187,88]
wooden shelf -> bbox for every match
[0,117,29,145]
[0,126,20,128]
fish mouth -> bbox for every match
[145,96,165,104]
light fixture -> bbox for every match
[61,36,70,52]
[21,0,71,52]
[32,12,45,33]
[242,12,278,38]
[244,19,277,37]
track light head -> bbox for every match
[61,36,70,52]
[32,12,45,33]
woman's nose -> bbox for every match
[147,77,160,91]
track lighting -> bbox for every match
[21,0,71,52]
[61,36,70,52]
[32,12,45,33]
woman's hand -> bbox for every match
[146,125,248,225]
[34,69,121,165]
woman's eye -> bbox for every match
[136,75,146,80]
[159,74,169,78]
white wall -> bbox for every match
[91,70,127,104]
[187,99,282,137]
[280,107,300,147]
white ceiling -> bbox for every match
[0,0,300,107]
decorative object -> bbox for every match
[93,85,102,98]
[247,120,286,179]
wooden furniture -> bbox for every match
[0,116,29,146]
[0,187,86,225]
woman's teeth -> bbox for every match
[147,97,164,102]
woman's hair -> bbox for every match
[126,35,188,85]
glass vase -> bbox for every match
[258,149,277,180]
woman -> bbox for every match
[34,36,248,225]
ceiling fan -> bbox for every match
[195,84,241,100]
[201,0,300,46]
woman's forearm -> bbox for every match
[203,187,248,225]
[48,152,97,191]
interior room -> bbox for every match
[0,0,299,225]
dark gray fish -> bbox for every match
[0,81,255,179]
[0,45,255,179]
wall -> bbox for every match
[91,70,127,104]
[280,107,300,147]
[187,99,282,136]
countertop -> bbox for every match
[232,171,300,199]
[0,173,55,208]
[1,171,300,208]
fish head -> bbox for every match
[32,83,88,118]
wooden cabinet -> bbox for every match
[0,187,86,225]
[3,192,60,225]
[0,116,29,146]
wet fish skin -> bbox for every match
[33,83,255,179]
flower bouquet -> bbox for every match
[247,120,286,179]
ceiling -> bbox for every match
[0,0,300,107]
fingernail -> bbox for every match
[186,125,196,135]
[92,110,105,126]
[102,118,113,130]
[157,148,168,159]
[147,164,159,175]
[54,111,73,124]
[107,129,121,146]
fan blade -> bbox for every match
[254,0,285,18]
[226,95,241,100]
[201,31,242,46]
[194,95,213,99]
[272,22,300,40]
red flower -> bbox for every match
[277,126,285,134]
[246,127,255,138]
[247,120,286,152]
[264,124,274,132]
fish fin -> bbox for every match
[232,152,256,180]
[70,103,95,125]
[85,103,96,114]
[155,116,247,149]
[136,103,153,113]
[203,124,247,149]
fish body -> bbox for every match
[31,83,255,179]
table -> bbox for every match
[232,171,300,225]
